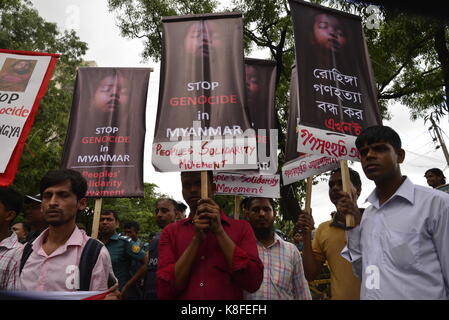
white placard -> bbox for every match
[0,53,51,172]
[297,125,360,162]
[282,153,339,186]
[152,136,258,172]
[213,172,280,198]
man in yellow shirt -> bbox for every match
[297,168,362,299]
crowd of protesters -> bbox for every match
[1,125,449,300]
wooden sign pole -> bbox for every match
[305,176,313,214]
[340,160,355,228]
[201,171,209,198]
[234,196,241,220]
[91,198,103,239]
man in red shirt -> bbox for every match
[156,171,263,299]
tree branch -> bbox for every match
[380,81,444,100]
[434,22,449,104]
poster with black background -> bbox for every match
[213,58,280,198]
[282,65,338,185]
[61,67,151,198]
[289,0,381,161]
[244,58,278,174]
[152,13,257,172]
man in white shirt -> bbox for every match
[340,125,449,299]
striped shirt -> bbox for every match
[0,232,23,290]
[244,233,311,300]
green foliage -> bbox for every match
[77,183,165,240]
[1,0,88,194]
[108,0,219,61]
[367,12,449,120]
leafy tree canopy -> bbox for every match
[1,0,88,194]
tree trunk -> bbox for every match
[434,22,449,105]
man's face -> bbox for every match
[99,213,119,235]
[92,75,130,113]
[181,172,213,214]
[11,223,27,241]
[313,14,347,52]
[358,141,404,182]
[184,21,223,58]
[425,172,444,188]
[24,201,44,226]
[175,209,186,221]
[328,171,358,206]
[123,227,138,241]
[155,200,176,229]
[41,181,86,227]
[0,202,15,230]
[245,198,276,232]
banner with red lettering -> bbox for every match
[282,65,338,185]
[61,68,151,198]
[0,49,59,186]
[152,13,257,172]
[289,0,381,161]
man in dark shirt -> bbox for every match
[143,198,177,299]
[98,210,148,299]
[156,171,263,299]
[123,221,148,300]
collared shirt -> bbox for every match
[20,227,114,291]
[342,177,449,299]
[244,233,311,300]
[104,233,146,290]
[0,232,23,290]
[157,212,264,300]
[129,238,149,274]
[312,220,360,300]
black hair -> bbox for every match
[0,186,24,216]
[0,187,23,226]
[330,167,362,191]
[156,198,178,208]
[123,221,140,233]
[425,168,446,184]
[101,209,119,221]
[14,222,31,233]
[181,171,214,182]
[40,169,87,200]
[176,201,188,212]
[243,197,276,210]
[355,125,402,151]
